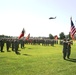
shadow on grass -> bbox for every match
[28,48,32,49]
[7,50,11,52]
[18,50,21,51]
[21,47,26,49]
[23,54,31,56]
[16,52,21,55]
[66,58,76,63]
[52,45,56,47]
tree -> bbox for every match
[59,32,65,39]
[65,32,72,40]
[49,34,54,39]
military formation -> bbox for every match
[0,38,25,54]
[0,38,58,54]
[0,37,72,59]
[25,38,58,46]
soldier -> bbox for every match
[67,39,71,59]
[51,40,54,46]
[62,38,68,60]
[6,39,10,52]
[11,39,15,51]
[0,39,4,52]
[14,39,19,54]
[22,40,25,48]
[20,39,24,48]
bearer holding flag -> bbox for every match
[18,28,25,39]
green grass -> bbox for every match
[0,42,76,75]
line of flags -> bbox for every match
[18,17,76,40]
[70,17,76,40]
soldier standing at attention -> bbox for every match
[67,39,71,59]
[11,39,15,51]
[14,39,19,54]
[20,39,23,48]
[62,38,68,60]
[6,39,10,52]
[0,39,4,52]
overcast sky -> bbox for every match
[0,0,76,37]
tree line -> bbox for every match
[49,32,72,40]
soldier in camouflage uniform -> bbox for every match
[0,39,4,52]
[67,39,71,59]
[11,39,15,51]
[6,39,10,52]
[14,39,19,54]
[62,38,68,60]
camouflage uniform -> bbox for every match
[0,39,4,52]
[11,39,15,51]
[14,39,19,54]
[62,39,68,59]
[6,39,10,52]
[67,40,71,59]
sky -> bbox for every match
[0,0,76,37]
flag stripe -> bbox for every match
[70,18,76,39]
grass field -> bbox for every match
[0,42,76,75]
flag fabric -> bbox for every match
[54,35,58,40]
[70,17,76,39]
[18,28,25,39]
[25,33,30,40]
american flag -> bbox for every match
[70,17,76,39]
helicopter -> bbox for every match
[49,16,56,19]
